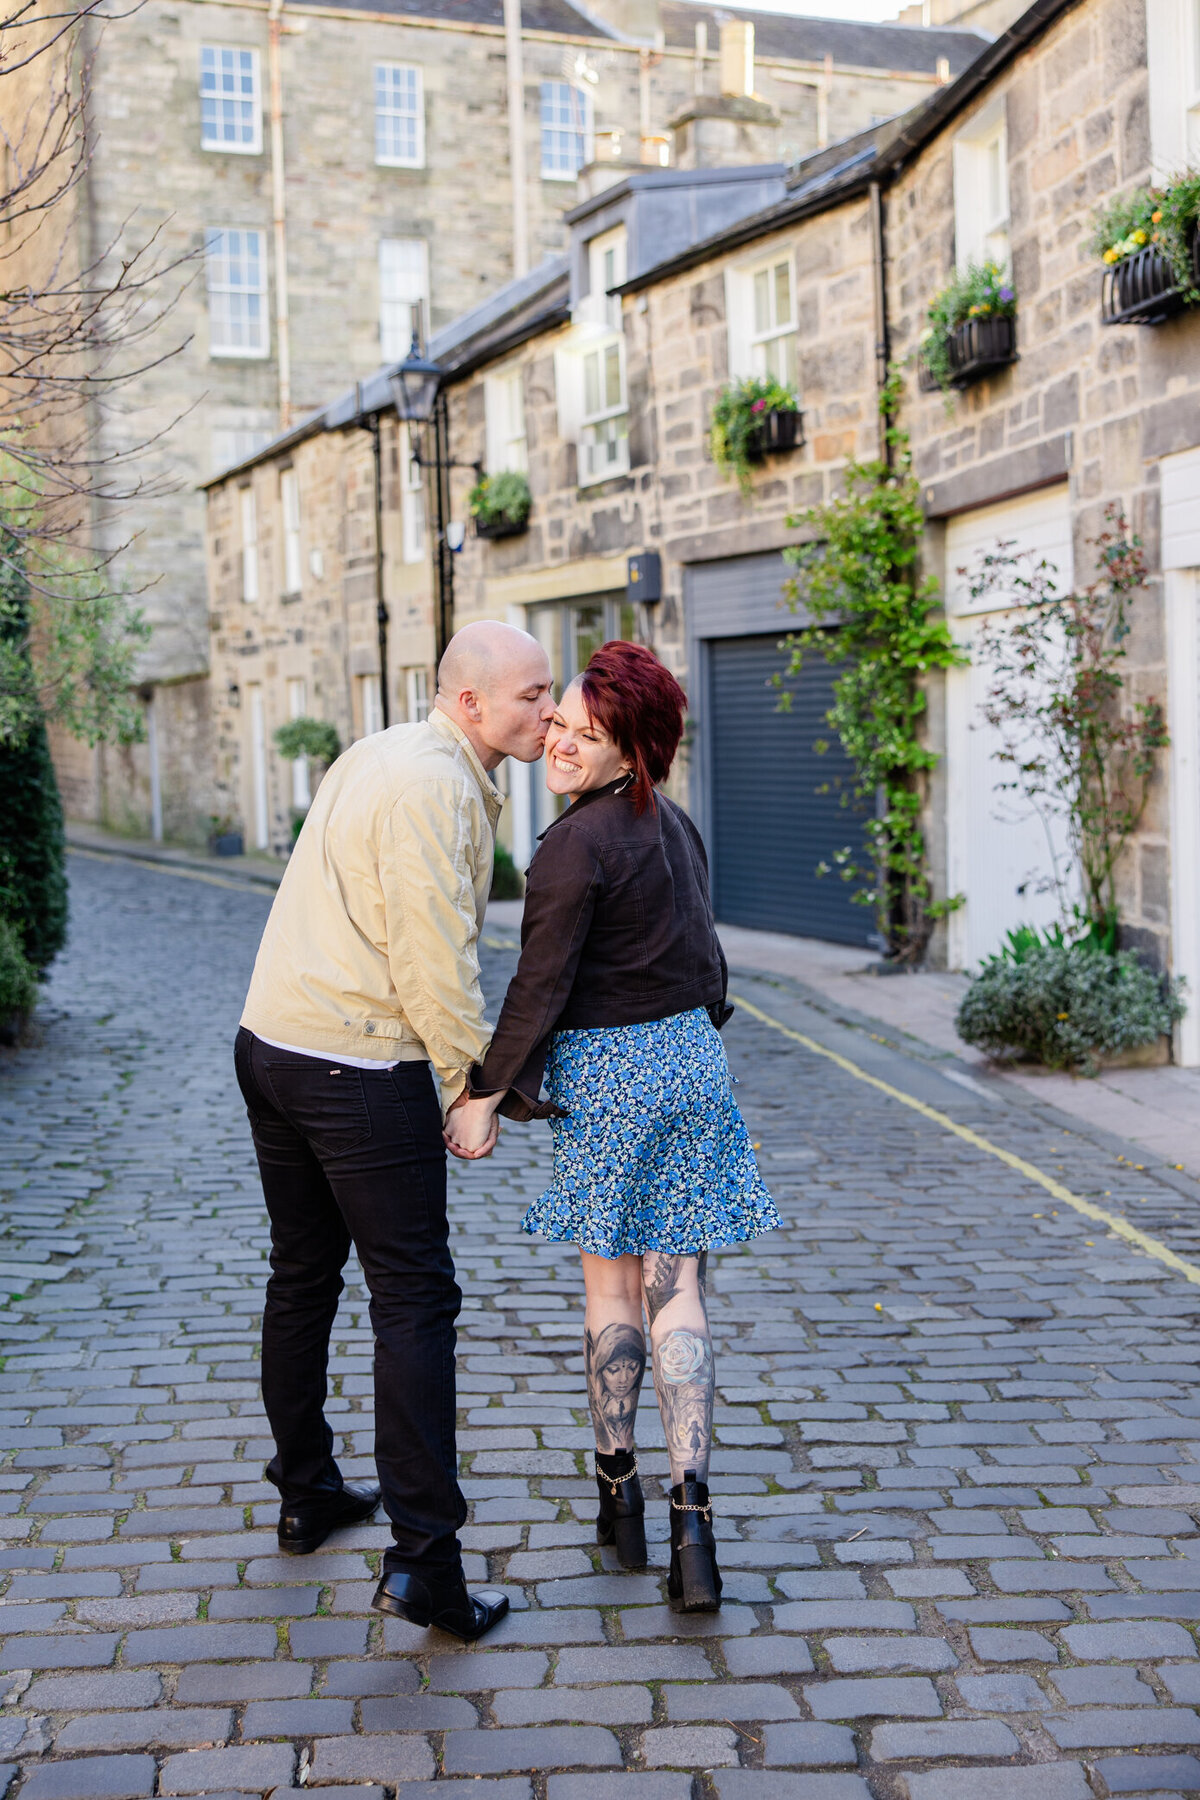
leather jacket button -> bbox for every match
[363,1020,376,1035]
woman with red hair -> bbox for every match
[448,640,778,1612]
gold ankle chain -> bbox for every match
[595,1459,638,1496]
[670,1495,712,1519]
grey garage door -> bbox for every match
[708,634,874,946]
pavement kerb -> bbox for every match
[731,987,1200,1290]
[66,843,282,894]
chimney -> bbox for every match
[719,20,754,99]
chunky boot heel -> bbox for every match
[667,1470,722,1614]
[595,1451,646,1569]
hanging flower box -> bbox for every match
[468,470,531,540]
[919,263,1018,393]
[1093,179,1200,326]
[709,377,804,494]
[745,406,805,461]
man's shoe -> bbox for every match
[278,1482,382,1555]
[371,1570,509,1642]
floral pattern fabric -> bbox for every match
[522,1007,781,1259]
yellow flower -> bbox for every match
[1132,228,1147,245]
[1103,248,1118,264]
[1057,1011,1069,1020]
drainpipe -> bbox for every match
[267,0,293,428]
[369,412,390,729]
[868,179,892,469]
[503,0,529,279]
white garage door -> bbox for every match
[944,485,1075,970]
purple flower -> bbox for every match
[999,286,1014,302]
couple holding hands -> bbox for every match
[235,622,778,1642]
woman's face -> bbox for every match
[545,679,631,800]
[604,1351,642,1398]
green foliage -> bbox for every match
[273,717,341,765]
[0,917,37,1035]
[1090,172,1200,300]
[0,543,67,975]
[708,376,800,495]
[490,840,524,901]
[777,368,966,964]
[957,943,1185,1073]
[920,260,1016,393]
[0,465,149,750]
[468,470,532,529]
[987,912,1118,968]
[969,509,1168,939]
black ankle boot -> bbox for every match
[595,1450,646,1568]
[667,1469,722,1613]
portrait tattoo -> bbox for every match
[653,1325,714,1478]
[584,1321,647,1451]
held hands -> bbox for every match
[444,1091,502,1161]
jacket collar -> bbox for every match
[536,775,635,841]
[428,707,504,810]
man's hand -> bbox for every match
[444,1092,501,1160]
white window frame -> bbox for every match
[953,99,1009,273]
[1146,0,1200,174]
[280,467,302,596]
[405,666,430,723]
[540,79,593,180]
[379,237,429,364]
[287,677,310,809]
[725,246,798,387]
[374,63,425,169]
[579,336,629,486]
[358,672,383,739]
[586,226,626,333]
[200,45,262,155]
[484,366,528,475]
[205,227,269,359]
[240,486,259,603]
[401,426,425,564]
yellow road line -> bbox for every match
[68,844,275,896]
[731,989,1200,1289]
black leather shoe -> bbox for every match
[371,1570,509,1642]
[667,1470,722,1614]
[595,1450,646,1568]
[278,1481,382,1555]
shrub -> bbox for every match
[0,916,37,1038]
[709,376,800,494]
[921,260,1016,392]
[468,470,532,529]
[1090,172,1200,301]
[274,717,341,765]
[490,841,524,900]
[956,943,1185,1073]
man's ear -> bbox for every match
[460,687,484,722]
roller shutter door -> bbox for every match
[708,634,873,945]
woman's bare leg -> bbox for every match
[579,1251,647,1452]
[643,1252,713,1485]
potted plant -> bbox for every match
[709,376,803,495]
[1092,174,1200,325]
[274,717,342,842]
[207,814,244,857]
[469,470,532,540]
[919,261,1017,393]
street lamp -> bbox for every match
[388,333,480,664]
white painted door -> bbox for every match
[944,485,1075,970]
[249,684,269,851]
[1164,445,1200,1065]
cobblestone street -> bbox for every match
[9,849,1200,1800]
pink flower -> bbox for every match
[751,398,767,412]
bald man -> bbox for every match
[235,623,554,1641]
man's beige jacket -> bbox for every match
[241,709,502,1114]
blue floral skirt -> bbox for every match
[522,1007,781,1259]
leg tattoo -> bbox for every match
[584,1320,647,1452]
[644,1253,715,1484]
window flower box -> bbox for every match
[468,470,531,541]
[920,263,1017,393]
[1093,179,1200,326]
[745,405,804,462]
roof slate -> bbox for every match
[660,2,987,74]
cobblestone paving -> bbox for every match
[5,851,1200,1800]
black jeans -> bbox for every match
[234,1027,466,1578]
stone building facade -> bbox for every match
[30,0,981,842]
[204,0,1200,1057]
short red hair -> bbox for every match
[580,641,687,814]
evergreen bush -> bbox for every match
[956,943,1185,1073]
[491,842,524,900]
[0,542,67,979]
[0,917,37,1039]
